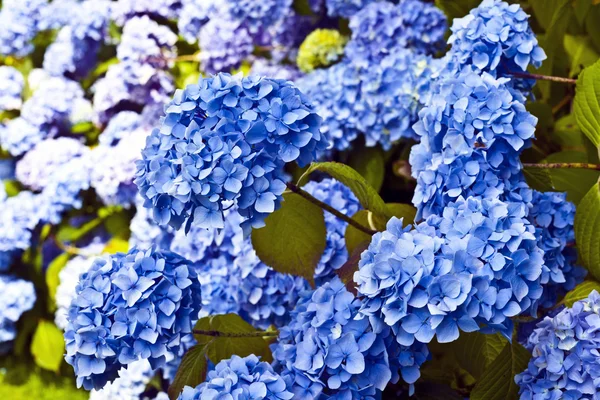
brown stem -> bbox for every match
[523,162,600,171]
[286,182,377,235]
[507,71,577,85]
[193,330,279,338]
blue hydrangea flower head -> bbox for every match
[64,247,202,390]
[0,66,24,111]
[178,355,293,400]
[272,276,422,398]
[448,0,546,76]
[0,118,45,157]
[0,0,47,57]
[117,16,178,67]
[93,62,174,125]
[303,179,361,283]
[249,58,303,81]
[198,19,254,74]
[516,290,600,399]
[355,196,545,349]
[410,67,538,218]
[0,276,36,349]
[0,191,43,263]
[16,137,89,191]
[177,0,221,43]
[130,196,174,250]
[528,191,585,309]
[99,111,143,147]
[111,0,182,25]
[325,0,377,18]
[346,0,447,64]
[90,359,154,400]
[90,130,148,207]
[135,72,325,232]
[42,0,111,79]
[221,0,292,39]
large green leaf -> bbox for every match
[469,342,531,400]
[561,280,600,306]
[564,35,600,78]
[251,192,326,284]
[574,59,600,147]
[575,183,600,279]
[344,210,374,256]
[585,5,600,53]
[348,146,385,192]
[531,0,572,100]
[452,332,508,380]
[168,344,210,400]
[30,320,65,373]
[434,0,480,20]
[297,162,388,217]
[543,151,600,204]
[523,167,554,193]
[45,253,71,309]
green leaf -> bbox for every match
[70,121,95,135]
[4,179,22,197]
[103,238,129,254]
[585,6,600,53]
[452,332,508,380]
[551,114,586,149]
[469,342,531,400]
[561,280,600,306]
[377,202,417,230]
[543,151,600,204]
[45,253,71,308]
[575,183,600,279]
[252,192,326,284]
[564,35,600,77]
[523,167,554,192]
[344,210,373,256]
[103,208,131,240]
[298,162,388,217]
[30,320,65,373]
[56,217,104,243]
[574,59,600,147]
[168,344,210,400]
[348,146,385,192]
[434,0,480,20]
[532,0,572,100]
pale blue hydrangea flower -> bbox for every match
[42,0,111,78]
[249,58,303,81]
[90,129,148,207]
[134,72,325,233]
[1,77,87,156]
[111,0,182,25]
[0,0,47,57]
[55,240,107,330]
[89,359,155,400]
[346,0,447,65]
[325,0,377,18]
[198,19,254,74]
[117,16,178,67]
[0,66,24,111]
[177,0,220,43]
[99,111,143,147]
[15,137,89,191]
[0,276,36,350]
[92,62,174,125]
[178,355,293,400]
[221,0,292,39]
[129,196,174,251]
[516,290,600,399]
[64,247,202,390]
[272,276,426,398]
[38,157,93,224]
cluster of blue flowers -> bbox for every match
[272,276,429,398]
[0,0,47,57]
[516,290,600,399]
[178,355,293,400]
[299,0,446,151]
[64,247,202,390]
[0,276,36,352]
[304,179,361,283]
[135,72,326,232]
[0,66,24,111]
